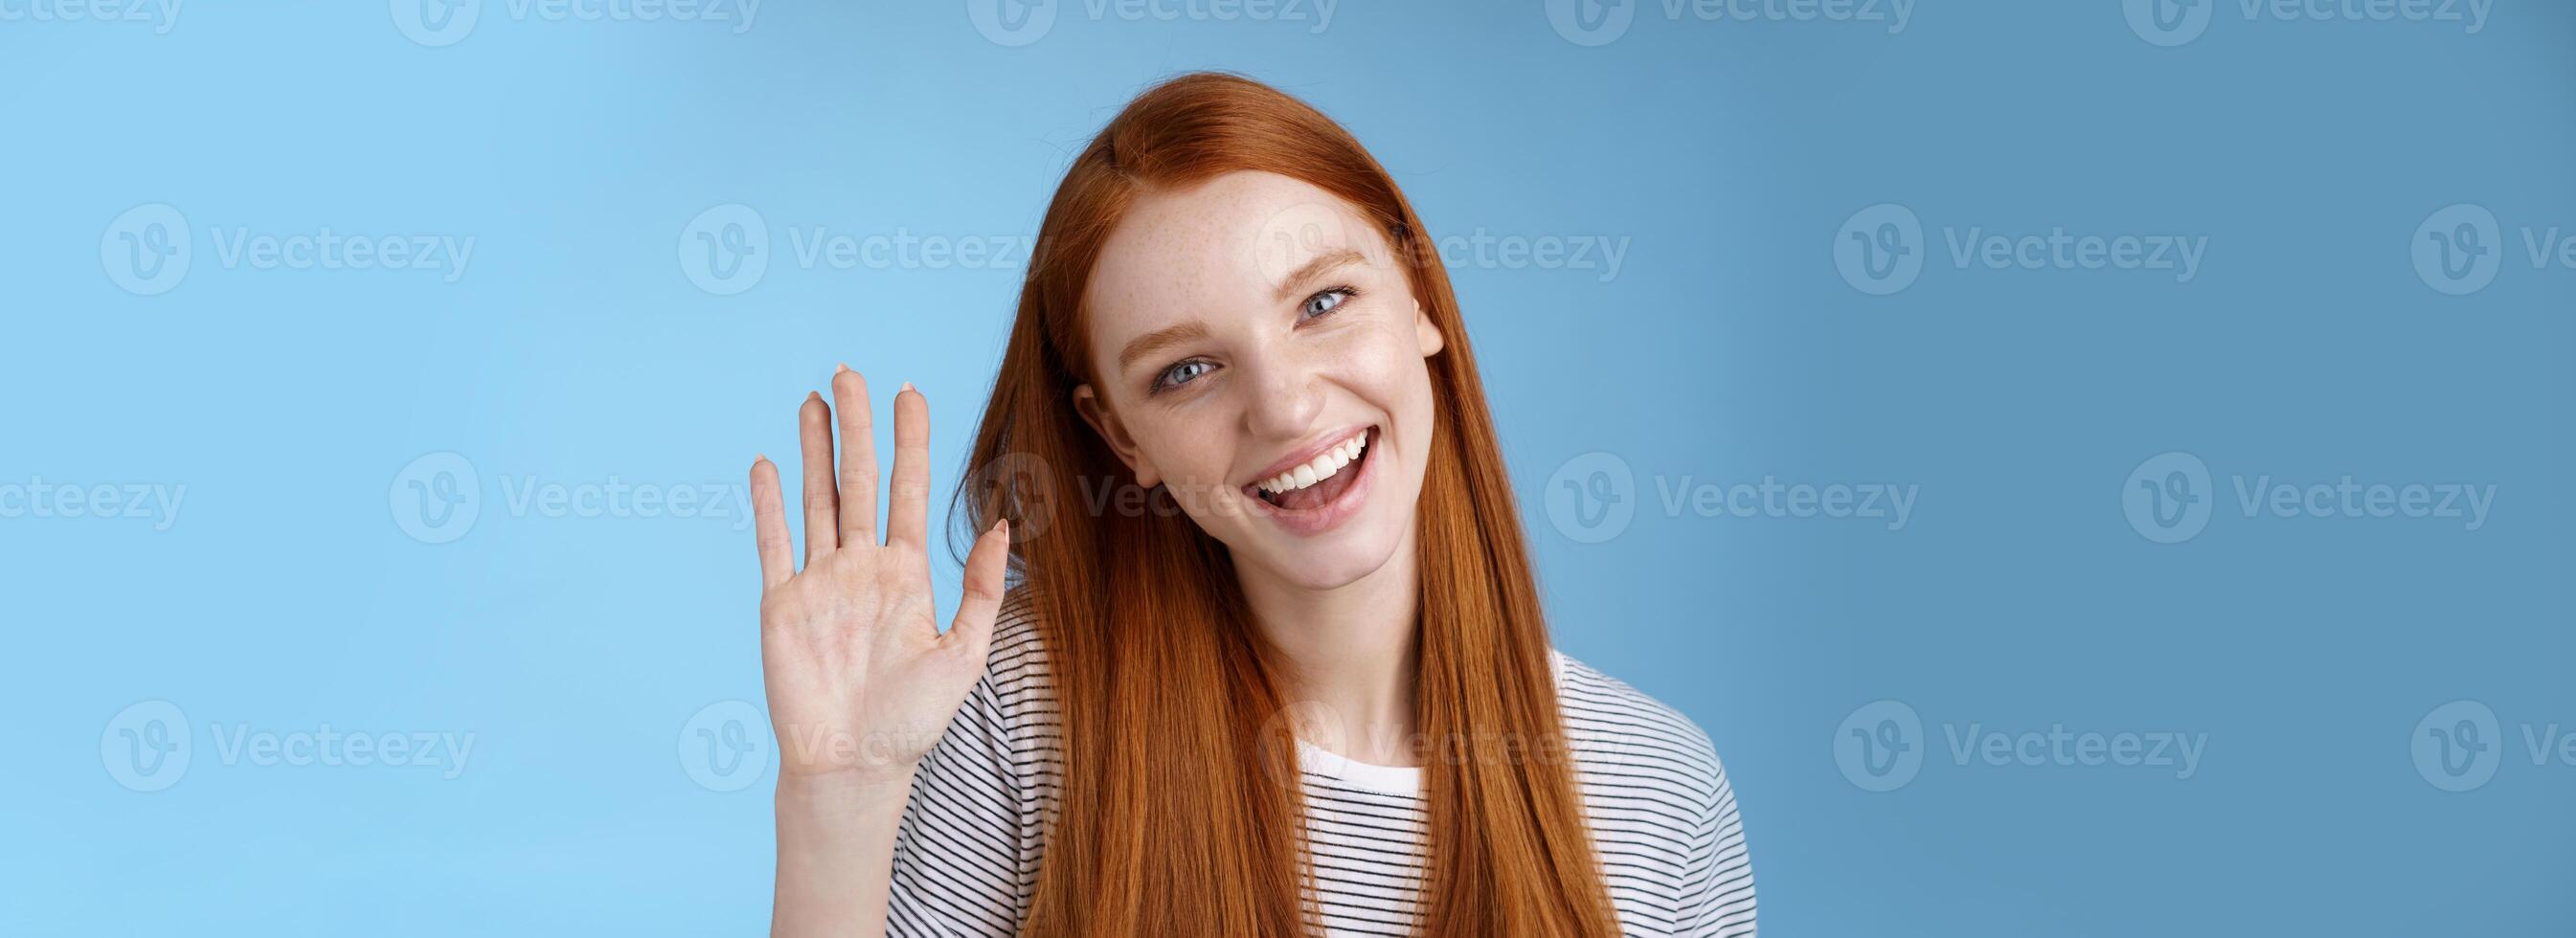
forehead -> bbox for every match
[1083,169,1390,343]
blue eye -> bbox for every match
[1154,359,1214,392]
[1300,287,1354,320]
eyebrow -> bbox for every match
[1274,248,1367,302]
[1116,321,1211,372]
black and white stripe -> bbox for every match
[887,596,1757,936]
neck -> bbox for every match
[1232,522,1422,768]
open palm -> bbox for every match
[749,367,1009,784]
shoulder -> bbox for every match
[975,589,1061,732]
[1550,650,1732,803]
[987,589,1052,686]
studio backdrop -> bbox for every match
[5,1,2570,935]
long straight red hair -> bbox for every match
[953,72,1617,936]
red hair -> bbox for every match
[954,72,1617,936]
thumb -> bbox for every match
[941,519,1010,668]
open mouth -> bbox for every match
[1248,426,1376,514]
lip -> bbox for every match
[1243,425,1374,491]
[1240,425,1379,538]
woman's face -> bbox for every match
[1075,170,1445,592]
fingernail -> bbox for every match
[755,453,769,464]
[807,391,823,402]
[836,363,850,374]
[901,381,916,393]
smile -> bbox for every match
[1243,426,1378,534]
[1254,429,1367,499]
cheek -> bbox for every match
[1137,414,1230,483]
[1344,317,1435,410]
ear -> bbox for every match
[1073,383,1161,489]
[1413,298,1445,358]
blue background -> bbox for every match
[5,1,2570,934]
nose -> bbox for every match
[1238,350,1325,442]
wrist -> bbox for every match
[776,766,919,827]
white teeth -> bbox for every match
[1256,431,1370,497]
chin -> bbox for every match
[1250,519,1408,591]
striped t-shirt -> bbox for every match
[887,597,1758,936]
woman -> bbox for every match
[749,73,1754,936]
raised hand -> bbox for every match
[750,366,1010,784]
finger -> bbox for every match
[799,391,838,565]
[831,365,879,546]
[750,456,792,589]
[943,520,1010,660]
[886,382,931,547]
